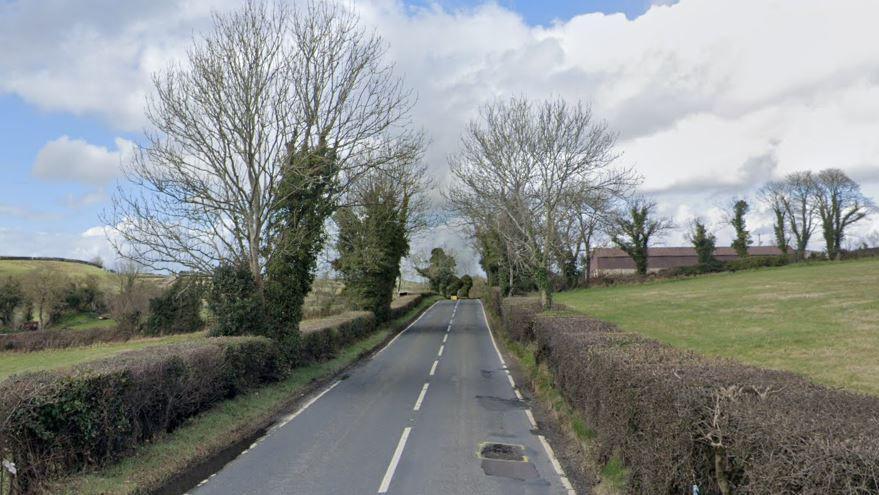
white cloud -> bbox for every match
[0,226,119,266]
[3,0,879,264]
[32,136,135,186]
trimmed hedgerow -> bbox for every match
[0,336,280,493]
[0,325,134,352]
[497,298,879,495]
[388,293,424,321]
[500,297,543,342]
[298,311,376,364]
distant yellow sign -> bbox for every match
[450,295,458,300]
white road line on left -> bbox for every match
[413,383,430,411]
[378,427,412,493]
[276,380,342,429]
[374,301,441,357]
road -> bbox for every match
[190,299,574,495]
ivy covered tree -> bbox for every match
[458,275,473,298]
[145,277,204,336]
[688,219,717,267]
[0,277,23,328]
[207,263,265,337]
[417,248,458,295]
[611,198,673,276]
[729,199,752,258]
[333,160,426,322]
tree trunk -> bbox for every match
[714,446,732,495]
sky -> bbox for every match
[1,0,879,274]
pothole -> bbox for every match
[479,442,525,461]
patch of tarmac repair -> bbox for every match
[480,459,543,482]
[476,395,527,411]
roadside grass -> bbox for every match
[488,309,627,494]
[0,332,207,381]
[556,258,879,396]
[45,295,441,495]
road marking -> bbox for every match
[514,388,524,400]
[442,334,448,343]
[276,380,341,429]
[480,301,507,367]
[480,300,573,494]
[378,427,412,493]
[525,409,537,428]
[429,360,439,376]
[374,301,442,357]
[437,344,444,357]
[538,434,576,494]
[413,383,430,411]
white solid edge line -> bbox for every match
[437,344,444,357]
[514,388,524,400]
[277,380,342,428]
[525,409,538,428]
[481,300,573,494]
[480,300,507,367]
[378,427,412,493]
[413,382,430,411]
[538,434,576,495]
[375,300,442,357]
[429,360,439,376]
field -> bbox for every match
[0,332,206,381]
[556,258,879,396]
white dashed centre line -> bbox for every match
[429,360,439,376]
[413,383,430,411]
[437,344,444,357]
[378,427,412,493]
[442,334,448,343]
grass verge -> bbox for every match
[45,296,441,495]
[486,308,628,494]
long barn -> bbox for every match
[590,246,787,275]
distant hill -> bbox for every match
[0,257,167,293]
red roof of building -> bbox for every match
[592,246,787,258]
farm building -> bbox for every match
[590,246,787,275]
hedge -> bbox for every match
[388,293,425,321]
[0,337,281,493]
[298,311,376,363]
[0,325,135,352]
[495,298,879,495]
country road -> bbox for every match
[189,299,575,495]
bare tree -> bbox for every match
[105,0,417,283]
[21,269,67,330]
[782,171,819,259]
[814,168,874,259]
[448,96,635,308]
[610,197,674,276]
[757,181,790,255]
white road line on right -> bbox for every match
[480,300,573,494]
[538,434,576,494]
[378,427,412,493]
[525,409,538,428]
[429,360,439,376]
[413,382,430,411]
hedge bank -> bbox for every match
[0,293,429,492]
[493,295,879,494]
[0,325,134,352]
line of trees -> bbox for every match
[759,168,874,260]
[104,0,425,359]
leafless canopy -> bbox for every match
[105,0,418,280]
[447,96,637,307]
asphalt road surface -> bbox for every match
[190,299,575,495]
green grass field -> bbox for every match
[0,332,207,381]
[556,259,879,396]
